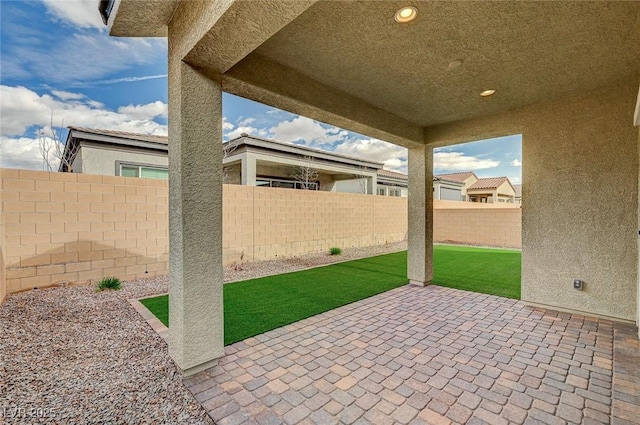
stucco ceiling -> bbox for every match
[251,0,640,127]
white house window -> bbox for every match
[377,187,386,196]
[389,188,401,197]
[256,177,318,190]
[120,164,168,180]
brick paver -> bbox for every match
[175,285,639,424]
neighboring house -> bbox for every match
[467,176,516,203]
[432,176,465,201]
[222,134,382,194]
[434,171,517,203]
[60,128,410,196]
[435,171,479,201]
[377,169,408,197]
[60,127,169,179]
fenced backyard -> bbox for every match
[0,168,521,300]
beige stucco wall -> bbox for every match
[79,144,168,176]
[426,79,639,321]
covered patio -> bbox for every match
[172,285,637,424]
[102,0,639,385]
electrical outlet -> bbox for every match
[573,279,584,290]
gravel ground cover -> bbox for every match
[0,242,406,424]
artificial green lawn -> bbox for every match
[140,245,520,345]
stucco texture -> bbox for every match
[426,80,639,321]
[167,53,224,373]
[407,144,433,286]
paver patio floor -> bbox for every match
[179,285,639,425]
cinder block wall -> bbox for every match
[433,203,521,249]
[1,168,521,295]
[0,189,6,303]
[1,169,169,293]
[223,186,408,264]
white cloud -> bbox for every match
[42,0,104,29]
[117,101,168,120]
[511,159,522,167]
[238,117,255,126]
[1,86,167,137]
[86,74,167,86]
[333,138,408,173]
[0,136,61,170]
[434,151,500,171]
[0,85,168,170]
[226,126,261,140]
[51,90,86,101]
[3,33,166,84]
[223,117,235,131]
[269,116,347,145]
[510,176,522,185]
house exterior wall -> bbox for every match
[72,149,83,173]
[434,181,463,201]
[496,181,516,202]
[426,79,639,321]
[78,144,168,176]
[223,163,241,185]
[333,179,368,194]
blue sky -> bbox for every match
[0,0,522,183]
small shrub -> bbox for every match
[97,276,121,291]
[329,247,342,256]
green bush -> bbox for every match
[329,247,342,256]
[97,276,121,291]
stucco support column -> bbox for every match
[407,144,433,286]
[241,153,257,186]
[368,174,377,195]
[168,60,224,376]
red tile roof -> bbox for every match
[377,169,408,179]
[468,177,511,190]
[435,171,477,183]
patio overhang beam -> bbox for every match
[181,0,319,75]
[223,54,423,149]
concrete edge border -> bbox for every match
[129,296,169,342]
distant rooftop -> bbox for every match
[229,134,383,169]
[468,176,513,190]
[435,171,478,183]
[377,169,408,180]
[68,126,168,145]
[64,127,387,170]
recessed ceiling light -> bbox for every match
[480,89,496,97]
[395,6,417,23]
